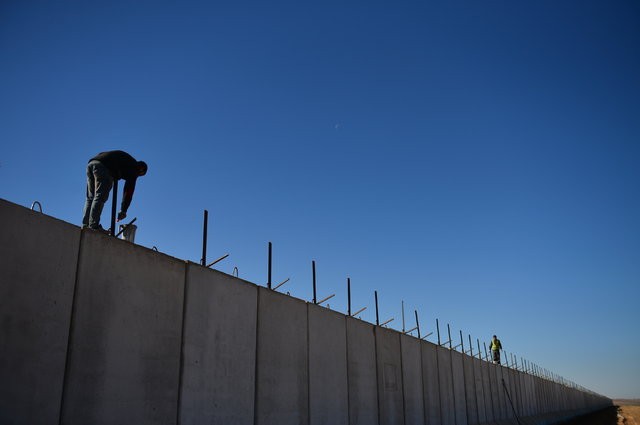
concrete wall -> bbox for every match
[60,230,185,425]
[421,341,441,425]
[255,287,308,425]
[0,199,613,425]
[400,334,424,425]
[179,265,257,425]
[308,304,348,425]
[0,200,79,425]
[346,317,379,425]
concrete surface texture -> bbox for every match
[346,317,379,425]
[0,198,612,425]
[179,264,258,425]
[60,229,186,425]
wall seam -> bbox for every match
[419,341,426,425]
[345,316,351,425]
[56,229,84,425]
[307,303,311,425]
[175,262,189,425]
[399,334,407,425]
[253,288,261,425]
[374,326,381,425]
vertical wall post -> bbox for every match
[374,290,379,326]
[312,260,317,304]
[200,209,208,266]
[110,179,118,236]
[267,242,272,289]
[347,278,351,316]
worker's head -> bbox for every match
[493,335,497,339]
[137,161,148,176]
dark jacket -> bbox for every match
[91,150,139,212]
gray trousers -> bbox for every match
[82,160,113,229]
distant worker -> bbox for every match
[81,150,147,232]
[490,335,503,364]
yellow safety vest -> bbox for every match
[491,339,501,350]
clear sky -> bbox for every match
[1,0,638,399]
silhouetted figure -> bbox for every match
[82,150,147,231]
[490,335,503,364]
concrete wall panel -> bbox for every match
[61,230,185,425]
[480,359,495,423]
[421,341,441,425]
[0,200,80,425]
[179,265,258,425]
[309,304,348,425]
[346,317,379,425]
[401,334,425,425]
[437,347,455,425]
[488,363,501,422]
[451,350,467,425]
[376,326,405,425]
[494,366,507,420]
[472,358,486,424]
[462,355,478,425]
[500,367,515,420]
[255,288,308,425]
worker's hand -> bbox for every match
[117,211,127,221]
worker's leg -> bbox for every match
[81,163,94,227]
[87,161,113,229]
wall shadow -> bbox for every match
[558,406,619,425]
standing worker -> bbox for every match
[490,335,503,364]
[82,150,147,232]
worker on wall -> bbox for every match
[82,150,147,232]
[490,334,503,364]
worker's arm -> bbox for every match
[118,178,137,220]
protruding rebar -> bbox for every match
[312,260,317,304]
[347,278,351,316]
[374,291,379,326]
[414,310,421,339]
[436,318,441,345]
[447,324,452,349]
[273,277,290,291]
[352,306,367,317]
[405,326,418,334]
[30,201,42,212]
[317,293,335,305]
[206,253,229,268]
[380,318,394,327]
[268,242,272,289]
[200,209,208,265]
[401,301,405,332]
[115,217,137,237]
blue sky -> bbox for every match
[1,0,639,398]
